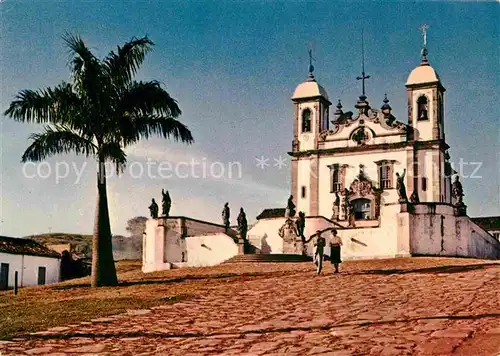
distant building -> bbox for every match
[0,236,61,289]
[471,217,500,241]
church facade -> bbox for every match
[246,39,499,261]
[143,35,499,272]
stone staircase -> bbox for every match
[223,254,313,264]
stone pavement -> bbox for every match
[1,259,499,355]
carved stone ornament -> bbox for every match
[349,178,373,197]
[344,176,383,219]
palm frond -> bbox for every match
[118,81,181,118]
[4,82,83,125]
[120,114,193,146]
[99,141,127,174]
[103,36,154,87]
[62,32,106,103]
[22,125,97,162]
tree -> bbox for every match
[125,216,148,239]
[4,34,194,287]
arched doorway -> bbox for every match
[352,198,372,220]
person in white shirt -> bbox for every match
[329,229,343,274]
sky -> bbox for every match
[0,0,498,237]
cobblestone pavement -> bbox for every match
[1,259,499,355]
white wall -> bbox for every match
[184,233,239,267]
[407,204,500,259]
[296,159,311,215]
[0,252,60,288]
[142,217,241,272]
[247,218,286,254]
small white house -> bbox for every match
[0,235,61,289]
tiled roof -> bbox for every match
[471,217,500,231]
[0,235,61,258]
[256,208,286,220]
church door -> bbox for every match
[353,198,371,220]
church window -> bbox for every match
[302,109,311,132]
[330,164,341,192]
[301,186,306,198]
[353,198,372,220]
[422,177,427,191]
[322,107,329,131]
[417,95,428,121]
[379,165,391,189]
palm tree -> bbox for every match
[4,34,194,287]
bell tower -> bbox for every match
[290,48,331,215]
[406,24,446,142]
[405,25,449,203]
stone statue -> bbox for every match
[452,176,464,205]
[148,198,159,219]
[332,192,340,220]
[296,211,306,242]
[285,195,296,218]
[278,218,301,254]
[342,188,350,220]
[161,189,171,217]
[222,202,230,231]
[347,200,356,227]
[237,207,248,240]
[410,189,420,203]
[396,169,408,203]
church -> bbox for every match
[142,30,499,272]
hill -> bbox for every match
[25,233,140,260]
[26,233,93,257]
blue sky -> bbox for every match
[0,1,498,237]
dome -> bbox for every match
[292,78,329,101]
[406,63,440,86]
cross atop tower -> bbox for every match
[307,42,315,79]
[356,29,370,99]
[419,24,429,63]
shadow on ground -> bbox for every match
[349,263,498,276]
[22,313,500,341]
[50,270,298,290]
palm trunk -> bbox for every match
[91,160,118,287]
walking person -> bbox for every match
[329,229,343,273]
[313,230,326,275]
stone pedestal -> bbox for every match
[455,203,467,216]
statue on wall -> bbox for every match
[396,169,408,203]
[452,176,464,205]
[222,202,230,231]
[410,189,420,203]
[278,218,301,254]
[161,189,171,217]
[347,200,356,227]
[342,188,350,220]
[332,192,340,220]
[285,195,296,218]
[149,198,159,219]
[237,207,248,240]
[296,211,306,242]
